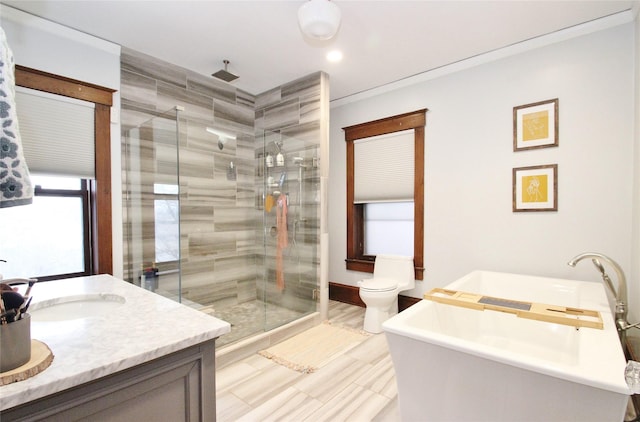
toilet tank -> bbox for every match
[373,255,415,290]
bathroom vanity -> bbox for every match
[0,275,230,421]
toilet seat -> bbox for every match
[359,278,398,292]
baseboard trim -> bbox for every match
[329,281,421,312]
[329,281,365,307]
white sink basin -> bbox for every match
[30,294,126,321]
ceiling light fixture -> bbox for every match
[298,0,341,41]
[326,50,343,62]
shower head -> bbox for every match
[212,60,238,82]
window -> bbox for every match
[344,109,426,279]
[2,175,92,280]
[154,183,180,263]
[364,202,414,256]
[13,65,115,275]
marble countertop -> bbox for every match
[0,274,230,410]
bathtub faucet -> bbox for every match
[567,252,629,338]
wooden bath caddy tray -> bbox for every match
[424,288,603,329]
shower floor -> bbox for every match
[154,286,313,347]
[197,300,308,347]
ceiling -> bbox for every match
[1,1,637,102]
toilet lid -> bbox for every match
[360,278,398,292]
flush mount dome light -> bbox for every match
[298,0,341,40]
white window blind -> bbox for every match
[354,129,414,203]
[15,87,95,179]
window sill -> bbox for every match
[345,258,375,273]
[345,258,424,280]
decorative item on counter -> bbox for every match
[0,278,36,323]
[0,286,6,321]
[0,336,54,386]
[0,278,37,373]
[0,313,31,372]
[1,291,23,323]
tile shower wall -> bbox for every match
[120,47,257,306]
[120,47,323,316]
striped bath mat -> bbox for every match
[259,323,369,373]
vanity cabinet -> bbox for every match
[1,339,217,421]
[0,275,229,421]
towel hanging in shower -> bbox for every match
[0,27,33,208]
[276,193,288,291]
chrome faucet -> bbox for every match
[567,252,629,340]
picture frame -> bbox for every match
[513,98,559,151]
[512,164,557,212]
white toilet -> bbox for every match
[358,255,415,333]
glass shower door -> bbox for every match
[122,108,181,299]
[260,130,319,331]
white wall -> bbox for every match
[329,22,636,311]
[631,7,640,323]
[1,6,123,278]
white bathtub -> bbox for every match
[383,270,631,422]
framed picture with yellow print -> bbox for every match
[513,164,558,212]
[513,98,559,151]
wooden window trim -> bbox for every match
[15,65,115,275]
[344,109,427,280]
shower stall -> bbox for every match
[122,107,321,347]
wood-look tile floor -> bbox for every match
[216,301,400,422]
